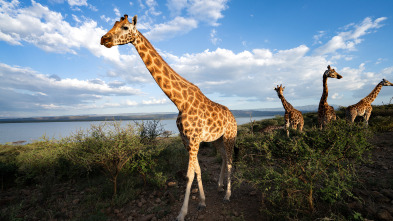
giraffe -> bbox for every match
[101,15,237,221]
[318,65,343,129]
[346,79,393,124]
[274,84,304,137]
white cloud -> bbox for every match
[167,0,187,17]
[67,0,87,7]
[187,0,228,26]
[331,93,343,100]
[0,0,121,61]
[114,7,120,17]
[382,66,393,75]
[142,98,168,105]
[145,16,198,41]
[210,29,220,45]
[314,17,386,55]
[142,0,229,41]
[313,30,325,45]
[0,62,141,113]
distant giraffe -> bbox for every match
[318,65,343,128]
[346,79,393,124]
[274,84,304,137]
[101,15,237,221]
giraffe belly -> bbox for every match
[357,108,366,116]
[202,129,224,142]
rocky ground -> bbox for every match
[1,131,393,220]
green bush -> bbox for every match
[14,138,67,186]
[235,119,373,219]
[135,120,164,144]
[64,121,144,196]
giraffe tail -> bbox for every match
[233,145,240,163]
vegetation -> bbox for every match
[0,121,187,220]
[235,119,373,219]
[0,104,392,220]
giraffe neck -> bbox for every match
[278,94,293,112]
[361,83,383,104]
[319,75,329,107]
[132,31,202,112]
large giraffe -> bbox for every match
[274,84,304,137]
[101,15,237,221]
[318,65,343,128]
[346,79,393,124]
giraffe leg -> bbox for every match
[285,121,290,137]
[194,157,206,210]
[285,113,290,137]
[223,135,235,202]
[177,144,199,221]
[214,138,226,192]
[299,119,304,132]
[345,108,353,123]
[364,107,372,126]
[349,110,357,123]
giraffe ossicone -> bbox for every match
[346,78,393,124]
[274,84,304,137]
[318,65,343,129]
[101,14,238,221]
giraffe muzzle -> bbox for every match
[100,34,113,48]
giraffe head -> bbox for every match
[274,84,285,96]
[101,14,138,48]
[324,65,342,79]
[380,78,393,86]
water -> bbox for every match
[0,116,274,144]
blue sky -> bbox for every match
[1,0,393,118]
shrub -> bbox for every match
[14,137,67,186]
[64,121,144,196]
[235,119,373,219]
[135,120,164,144]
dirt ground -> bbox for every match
[1,131,393,221]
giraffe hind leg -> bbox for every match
[194,157,206,210]
[222,135,235,202]
[213,137,226,192]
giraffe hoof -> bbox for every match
[217,187,225,192]
[223,198,230,204]
[198,203,206,211]
[176,216,184,221]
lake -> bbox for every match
[0,116,274,144]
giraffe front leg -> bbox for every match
[285,121,290,137]
[195,158,206,210]
[284,113,290,137]
[177,148,198,221]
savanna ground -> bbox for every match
[1,104,393,221]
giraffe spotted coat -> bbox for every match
[101,15,237,221]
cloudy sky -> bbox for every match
[1,0,393,118]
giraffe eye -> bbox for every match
[122,26,129,30]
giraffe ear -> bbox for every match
[132,15,137,26]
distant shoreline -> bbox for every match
[0,110,287,124]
